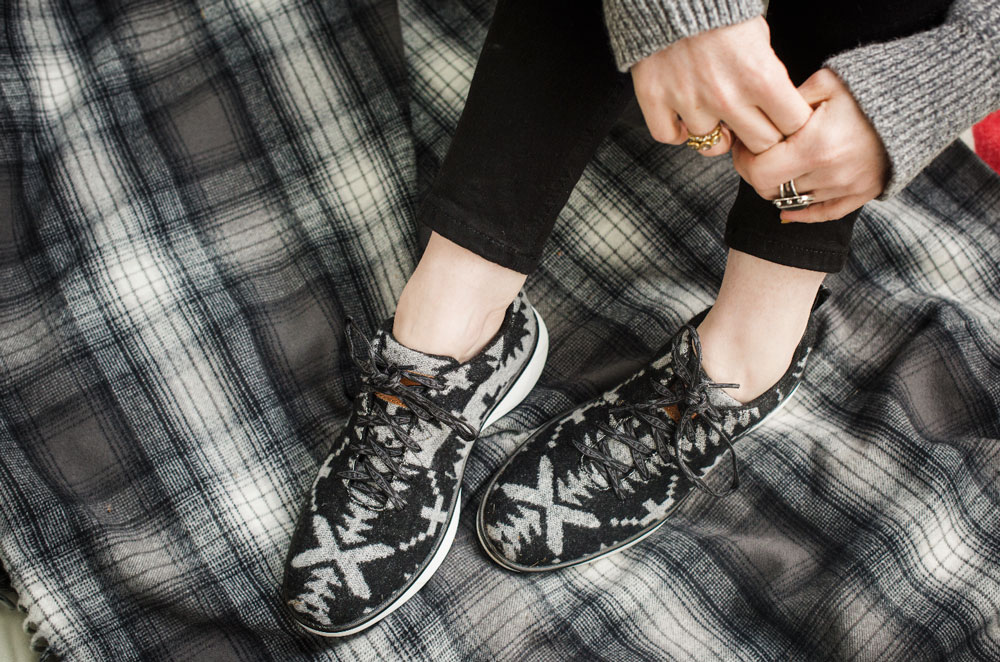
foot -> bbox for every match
[696,249,825,402]
[393,233,526,362]
[282,292,548,636]
[696,314,806,403]
[476,295,824,572]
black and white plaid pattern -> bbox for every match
[477,306,818,572]
[0,0,998,660]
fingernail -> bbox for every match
[780,217,793,224]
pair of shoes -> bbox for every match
[282,290,824,636]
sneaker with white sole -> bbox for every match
[477,294,824,572]
[282,291,548,636]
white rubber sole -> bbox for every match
[299,308,549,637]
[478,379,802,573]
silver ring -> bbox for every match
[773,179,814,211]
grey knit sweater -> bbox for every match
[603,0,1000,197]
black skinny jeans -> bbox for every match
[418,0,952,274]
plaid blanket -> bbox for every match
[2,0,999,660]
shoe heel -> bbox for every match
[482,308,548,430]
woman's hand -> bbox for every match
[630,16,812,156]
[732,68,890,223]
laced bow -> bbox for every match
[575,324,742,500]
[337,320,477,511]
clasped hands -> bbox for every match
[631,17,889,223]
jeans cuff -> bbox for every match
[418,196,542,274]
[725,226,850,273]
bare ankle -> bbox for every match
[393,299,509,362]
[695,325,764,403]
[694,250,823,402]
[391,233,526,361]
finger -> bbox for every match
[755,72,813,137]
[722,107,783,154]
[696,124,733,157]
[732,143,810,200]
[779,194,870,223]
[733,102,833,197]
[636,96,687,145]
[731,139,760,188]
[789,171,853,202]
[731,138,752,172]
[782,185,849,204]
[734,141,846,206]
[679,110,722,146]
[788,171,824,196]
[797,69,840,108]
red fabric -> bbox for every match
[973,109,1000,175]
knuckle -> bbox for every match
[818,68,838,85]
[637,81,668,103]
[750,66,779,92]
[713,88,738,114]
[655,84,675,103]
[641,87,666,106]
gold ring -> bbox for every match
[686,123,723,151]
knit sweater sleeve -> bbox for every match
[825,0,1000,198]
[602,0,764,72]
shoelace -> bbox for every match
[337,320,477,511]
[574,323,742,499]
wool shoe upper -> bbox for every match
[282,292,542,634]
[478,300,823,572]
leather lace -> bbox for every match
[574,324,742,500]
[338,320,477,511]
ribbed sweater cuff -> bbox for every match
[602,0,763,72]
[826,10,1000,198]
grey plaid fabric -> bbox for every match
[1,0,998,660]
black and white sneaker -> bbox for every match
[477,295,824,572]
[282,291,547,636]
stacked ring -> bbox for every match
[772,179,815,211]
[686,123,723,151]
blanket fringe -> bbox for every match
[1,557,59,661]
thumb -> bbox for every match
[797,68,839,108]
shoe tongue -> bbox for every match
[375,323,459,377]
[708,388,740,408]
